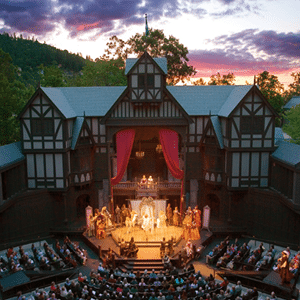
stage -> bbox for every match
[111,225,183,243]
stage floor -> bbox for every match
[111,225,183,243]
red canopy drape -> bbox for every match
[159,129,185,221]
[159,129,184,180]
[111,129,135,186]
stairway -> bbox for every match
[118,258,164,274]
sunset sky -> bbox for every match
[0,0,299,86]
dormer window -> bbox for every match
[138,74,154,88]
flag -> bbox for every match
[145,14,149,37]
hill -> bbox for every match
[0,32,88,86]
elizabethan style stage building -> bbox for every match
[1,52,300,246]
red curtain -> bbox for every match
[159,129,185,221]
[159,129,184,180]
[111,129,135,186]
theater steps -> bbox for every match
[118,258,164,274]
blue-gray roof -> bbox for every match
[272,140,300,168]
[167,85,252,116]
[71,117,85,150]
[0,142,24,170]
[275,127,284,146]
[125,57,168,75]
[41,86,126,118]
[284,96,300,110]
[211,116,224,149]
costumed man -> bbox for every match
[148,175,154,188]
[96,214,106,239]
[115,205,121,225]
[140,175,147,189]
[278,250,293,284]
[166,203,173,226]
[127,237,138,258]
[173,207,180,226]
[101,206,112,228]
[193,205,201,230]
[190,220,200,240]
[182,207,193,240]
[88,214,95,237]
[121,204,128,226]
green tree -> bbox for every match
[102,29,196,85]
[76,58,126,87]
[208,72,235,85]
[39,65,65,87]
[257,71,284,116]
[0,49,33,145]
[285,72,300,100]
[283,104,300,144]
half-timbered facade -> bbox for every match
[3,51,300,245]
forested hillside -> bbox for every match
[0,33,87,86]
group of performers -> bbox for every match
[139,175,155,189]
[88,206,113,239]
[88,201,202,242]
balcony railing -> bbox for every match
[203,169,224,184]
[69,170,93,186]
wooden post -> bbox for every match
[98,245,102,258]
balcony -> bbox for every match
[203,169,224,185]
[69,170,93,186]
[113,181,181,197]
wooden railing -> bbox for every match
[69,170,93,186]
[113,181,181,190]
[203,169,224,184]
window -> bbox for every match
[31,118,54,136]
[138,74,154,88]
[240,116,264,134]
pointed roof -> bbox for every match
[272,141,300,168]
[0,142,25,170]
[41,86,127,118]
[125,56,168,75]
[284,96,300,110]
[167,85,252,116]
[210,116,224,149]
[71,117,85,150]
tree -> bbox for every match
[283,104,300,144]
[0,49,33,145]
[208,72,235,85]
[102,29,196,85]
[285,72,300,100]
[192,78,206,85]
[76,58,126,87]
[39,65,65,87]
[257,71,284,116]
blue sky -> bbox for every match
[0,0,299,85]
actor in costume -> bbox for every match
[140,175,147,188]
[173,207,180,226]
[101,206,112,228]
[141,213,154,232]
[96,218,106,239]
[166,203,173,226]
[190,221,200,240]
[278,250,293,284]
[157,211,167,228]
[148,175,154,188]
[115,205,121,225]
[193,205,201,229]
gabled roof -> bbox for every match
[41,86,127,118]
[0,142,24,170]
[167,85,252,116]
[125,57,168,75]
[71,117,85,150]
[274,127,284,146]
[284,96,300,110]
[272,141,300,168]
[210,116,224,149]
